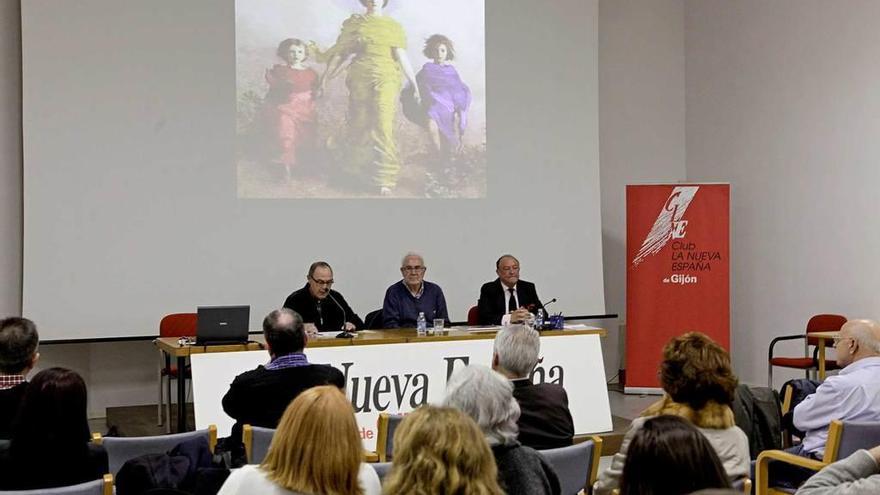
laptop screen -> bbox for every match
[196,305,250,345]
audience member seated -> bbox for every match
[383,405,504,495]
[444,364,561,495]
[797,444,880,495]
[492,324,574,449]
[0,367,109,490]
[594,332,749,495]
[620,415,732,495]
[0,316,39,439]
[382,252,449,328]
[774,319,880,488]
[221,309,344,444]
[217,385,380,495]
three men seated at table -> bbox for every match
[0,317,39,439]
[283,261,364,333]
[382,252,449,328]
[281,253,545,330]
[222,308,345,442]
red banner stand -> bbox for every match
[625,184,730,393]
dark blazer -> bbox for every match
[283,285,364,333]
[477,278,544,325]
[0,382,26,439]
[513,379,575,450]
[221,362,345,442]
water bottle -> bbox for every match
[416,312,427,336]
[535,309,544,330]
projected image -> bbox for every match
[236,0,486,199]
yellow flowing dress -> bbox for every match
[328,14,407,189]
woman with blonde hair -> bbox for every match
[594,332,749,494]
[382,405,503,495]
[218,385,380,495]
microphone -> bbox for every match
[542,298,558,309]
[328,293,354,339]
[315,300,323,327]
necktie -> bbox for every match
[508,288,517,312]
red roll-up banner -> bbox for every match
[625,184,730,393]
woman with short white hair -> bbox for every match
[444,364,561,495]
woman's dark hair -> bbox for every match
[620,415,731,495]
[276,38,308,60]
[660,331,738,409]
[11,367,90,456]
[423,34,455,61]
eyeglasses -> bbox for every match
[401,266,425,272]
[309,277,334,286]
[833,336,854,347]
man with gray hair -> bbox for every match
[771,319,880,488]
[493,325,574,449]
[444,364,561,495]
[382,252,449,328]
[0,317,39,439]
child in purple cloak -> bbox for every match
[403,34,471,157]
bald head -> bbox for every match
[836,318,880,367]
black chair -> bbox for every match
[364,309,384,330]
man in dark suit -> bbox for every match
[477,254,545,325]
[0,317,39,439]
[492,324,574,450]
[222,308,344,443]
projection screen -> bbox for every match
[21,0,604,341]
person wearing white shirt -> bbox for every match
[770,319,880,489]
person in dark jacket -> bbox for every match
[282,261,364,333]
[221,308,345,443]
[477,254,545,325]
[0,367,108,490]
[492,324,574,449]
[0,316,39,439]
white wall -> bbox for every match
[598,0,687,376]
[685,0,880,386]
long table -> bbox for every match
[158,327,610,441]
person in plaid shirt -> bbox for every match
[0,317,39,438]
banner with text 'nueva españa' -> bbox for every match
[625,184,730,391]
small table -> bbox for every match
[811,331,839,380]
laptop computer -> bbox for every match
[196,305,250,345]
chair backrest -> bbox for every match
[371,462,392,483]
[805,314,847,346]
[99,426,217,475]
[467,306,479,325]
[159,313,198,338]
[375,413,406,462]
[364,309,384,330]
[243,424,276,464]
[828,420,880,462]
[537,437,602,495]
[0,474,113,495]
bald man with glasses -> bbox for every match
[283,261,364,333]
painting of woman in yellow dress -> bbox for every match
[318,0,419,195]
